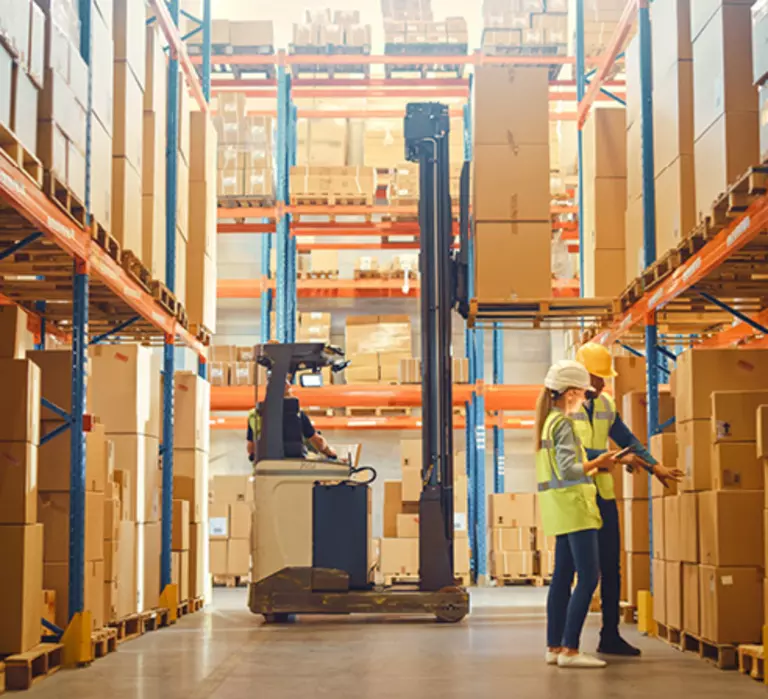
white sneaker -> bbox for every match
[557,652,607,669]
[545,651,559,665]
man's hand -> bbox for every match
[619,452,650,471]
[325,447,338,459]
[652,462,684,488]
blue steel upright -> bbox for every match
[287,102,298,342]
[492,323,504,493]
[638,1,659,588]
[161,0,181,592]
[274,66,291,343]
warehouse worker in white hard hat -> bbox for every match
[536,360,621,669]
[574,343,683,657]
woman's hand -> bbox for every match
[584,450,621,477]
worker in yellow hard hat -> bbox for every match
[573,343,683,657]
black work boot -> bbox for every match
[597,634,642,656]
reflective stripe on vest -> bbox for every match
[572,394,617,499]
[538,413,591,491]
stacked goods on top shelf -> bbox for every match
[474,66,551,300]
[582,107,627,297]
[752,0,768,162]
[214,93,273,201]
[651,0,695,258]
[208,345,268,388]
[378,442,469,583]
[297,114,348,167]
[383,18,469,51]
[291,10,372,55]
[290,165,375,205]
[209,475,252,580]
[183,12,275,55]
[693,0,758,221]
[482,0,567,56]
[381,0,433,21]
[653,349,768,646]
[344,315,412,385]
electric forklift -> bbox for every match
[247,103,471,623]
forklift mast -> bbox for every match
[404,103,456,591]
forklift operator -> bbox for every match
[247,377,337,463]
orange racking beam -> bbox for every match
[698,308,768,349]
[210,384,542,411]
[577,0,638,129]
[210,414,535,431]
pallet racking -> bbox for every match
[0,0,213,652]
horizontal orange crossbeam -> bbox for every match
[210,384,542,411]
[699,308,768,349]
[210,414,535,431]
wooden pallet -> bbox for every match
[91,220,121,262]
[191,597,205,612]
[43,171,87,228]
[641,247,681,293]
[108,613,142,644]
[121,250,152,293]
[682,632,738,670]
[2,643,63,691]
[620,601,636,624]
[213,575,249,588]
[176,302,189,329]
[738,644,764,681]
[656,622,683,650]
[91,627,118,659]
[353,270,382,280]
[707,165,768,232]
[150,280,178,316]
[177,600,191,618]
[492,576,547,587]
[218,195,276,209]
[299,270,340,280]
[141,608,170,633]
[189,323,213,346]
[0,122,43,187]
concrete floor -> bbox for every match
[28,588,765,699]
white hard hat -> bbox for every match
[544,360,592,393]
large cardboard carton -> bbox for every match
[0,442,37,524]
[174,372,210,452]
[172,499,190,551]
[189,522,206,599]
[112,61,143,170]
[383,481,402,538]
[0,359,41,444]
[650,433,679,497]
[0,306,35,359]
[379,538,419,577]
[229,502,251,540]
[680,492,699,563]
[39,421,108,493]
[712,442,763,490]
[582,107,628,177]
[664,495,681,562]
[683,562,700,635]
[651,0,692,71]
[651,498,665,560]
[110,434,161,523]
[211,475,252,504]
[396,513,419,538]
[712,390,768,442]
[171,551,189,602]
[111,156,143,254]
[402,466,421,503]
[488,493,536,528]
[758,404,768,459]
[700,565,763,644]
[0,524,43,654]
[38,491,104,563]
[698,490,763,566]
[678,419,712,491]
[490,527,535,552]
[621,390,675,445]
[227,539,250,576]
[173,449,207,522]
[625,552,650,607]
[655,154,696,253]
[209,540,227,575]
[44,559,104,631]
[623,499,650,553]
[116,522,136,617]
[582,178,627,249]
[653,59,694,173]
[623,466,649,500]
[666,561,683,629]
[139,522,161,611]
[653,559,666,625]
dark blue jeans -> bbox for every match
[597,496,621,641]
[547,528,600,650]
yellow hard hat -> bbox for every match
[575,342,617,378]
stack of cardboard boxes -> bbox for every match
[209,476,252,579]
[208,345,267,388]
[754,0,768,161]
[104,462,135,623]
[651,0,695,258]
[215,93,273,199]
[652,349,768,646]
[482,0,567,53]
[344,315,412,384]
[0,358,43,655]
[297,115,348,168]
[383,18,468,48]
[624,34,644,283]
[474,66,551,301]
[488,494,538,581]
[289,165,375,204]
[173,372,210,601]
[379,441,470,582]
[292,10,371,50]
[185,16,274,52]
[89,345,162,612]
[381,0,432,21]
[582,107,627,297]
[693,0,758,221]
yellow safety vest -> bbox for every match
[536,410,603,537]
[571,393,617,500]
[248,408,259,438]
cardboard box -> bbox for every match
[402,465,421,503]
[489,493,536,528]
[582,107,627,177]
[113,0,146,88]
[211,475,252,504]
[664,495,681,562]
[623,499,650,553]
[90,117,113,230]
[712,442,763,490]
[621,389,675,445]
[209,540,227,575]
[583,248,626,298]
[0,306,34,360]
[39,421,108,493]
[38,491,104,563]
[113,62,143,170]
[0,359,41,444]
[208,504,229,540]
[111,156,143,254]
[103,498,120,543]
[650,433,679,497]
[622,465,650,500]
[678,419,712,492]
[712,390,768,443]
[700,565,763,644]
[651,0,692,71]
[171,551,189,602]
[583,177,627,250]
[188,522,205,599]
[114,470,132,521]
[474,66,550,146]
[139,522,161,611]
[383,481,403,538]
[655,154,696,253]
[0,442,37,525]
[173,479,205,525]
[379,538,419,576]
[172,500,190,551]
[625,552,650,607]
[651,498,665,560]
[653,559,666,625]
[683,562,700,635]
[110,434,161,523]
[475,221,551,300]
[473,144,551,221]
[698,490,763,566]
[103,538,119,583]
[227,539,250,576]
[679,492,699,563]
[396,513,419,538]
[44,559,104,631]
[0,524,43,654]
[666,561,683,629]
[229,502,251,540]
[490,527,535,552]
[88,344,158,436]
[653,60,694,173]
[174,372,210,453]
[759,404,768,459]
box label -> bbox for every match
[209,517,228,537]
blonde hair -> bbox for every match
[534,388,554,450]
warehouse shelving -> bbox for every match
[0,0,213,652]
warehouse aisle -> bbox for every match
[28,589,764,699]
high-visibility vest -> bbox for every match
[248,408,260,439]
[536,410,602,537]
[571,393,617,500]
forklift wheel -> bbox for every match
[434,588,468,624]
[262,613,292,624]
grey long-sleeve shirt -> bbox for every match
[550,412,588,482]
